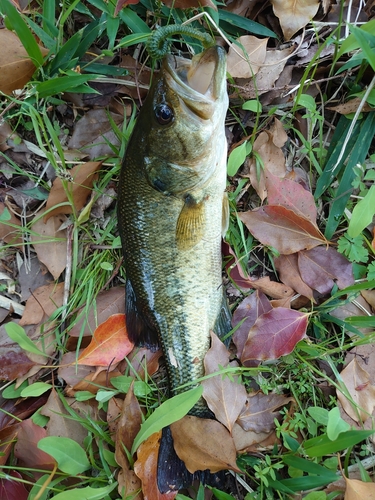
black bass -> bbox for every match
[117,45,231,491]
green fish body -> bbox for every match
[117,45,231,490]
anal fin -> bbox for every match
[176,195,205,251]
[125,278,160,350]
[214,293,232,347]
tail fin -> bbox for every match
[157,426,225,494]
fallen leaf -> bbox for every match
[29,210,67,280]
[223,241,254,290]
[240,45,295,98]
[41,389,88,446]
[115,386,143,499]
[239,206,327,254]
[241,308,309,364]
[202,333,247,432]
[250,276,294,299]
[0,393,49,431]
[232,422,276,453]
[0,348,35,380]
[19,282,64,326]
[68,286,125,339]
[236,392,294,433]
[127,347,162,380]
[270,0,320,41]
[115,0,140,14]
[329,98,373,115]
[247,130,287,201]
[0,30,48,94]
[171,416,240,474]
[344,476,375,499]
[134,431,178,500]
[232,291,272,358]
[265,170,317,223]
[0,202,23,246]
[274,253,314,300]
[14,419,55,469]
[77,314,134,366]
[227,36,268,78]
[0,470,29,500]
[0,424,20,466]
[44,161,102,221]
[337,358,375,424]
[298,246,354,294]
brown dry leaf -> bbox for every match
[344,477,375,499]
[329,295,373,336]
[337,358,375,424]
[202,333,247,432]
[270,0,320,41]
[115,386,143,499]
[247,129,287,201]
[0,202,23,246]
[69,286,125,339]
[171,416,240,474]
[127,347,162,380]
[250,276,294,299]
[240,45,295,98]
[0,424,20,466]
[68,111,122,160]
[19,282,64,326]
[329,99,374,115]
[232,422,275,453]
[237,392,294,433]
[0,30,48,94]
[41,389,88,446]
[275,254,314,300]
[239,206,327,254]
[44,161,102,221]
[134,431,177,500]
[29,210,67,280]
[227,36,268,78]
[361,289,375,310]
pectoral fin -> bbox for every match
[176,195,205,251]
[222,192,229,237]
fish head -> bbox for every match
[140,45,228,196]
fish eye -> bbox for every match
[155,104,174,125]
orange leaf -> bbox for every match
[77,314,134,366]
[134,431,177,500]
[239,206,327,254]
[44,162,102,222]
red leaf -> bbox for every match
[14,419,55,469]
[77,314,134,366]
[298,246,354,294]
[232,291,272,358]
[241,308,309,364]
[239,206,327,254]
[265,170,317,223]
[0,471,29,500]
[114,0,139,14]
[222,241,253,289]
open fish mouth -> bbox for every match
[163,46,227,119]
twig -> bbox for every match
[0,295,25,316]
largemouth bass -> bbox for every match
[117,45,231,491]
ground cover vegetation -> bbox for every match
[0,0,375,498]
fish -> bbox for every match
[117,45,231,492]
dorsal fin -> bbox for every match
[176,195,205,251]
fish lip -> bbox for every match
[163,46,227,113]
